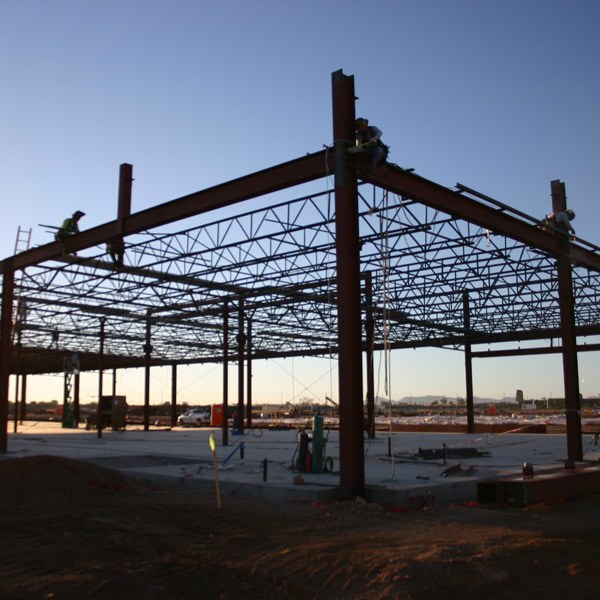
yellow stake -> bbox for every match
[209,434,221,509]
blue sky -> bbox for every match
[2,0,599,405]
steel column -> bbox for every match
[143,316,152,432]
[237,297,245,434]
[97,318,105,438]
[12,375,19,434]
[112,163,132,267]
[73,372,80,424]
[62,371,74,428]
[222,300,229,446]
[463,291,475,433]
[19,373,27,424]
[118,163,133,220]
[365,271,375,439]
[246,317,252,428]
[12,333,21,433]
[551,180,582,461]
[0,267,14,452]
[171,364,177,427]
[332,69,365,497]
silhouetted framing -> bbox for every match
[1,70,599,494]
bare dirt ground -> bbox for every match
[1,456,599,600]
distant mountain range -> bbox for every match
[381,395,516,405]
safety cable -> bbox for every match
[379,189,395,480]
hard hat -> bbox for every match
[565,209,575,220]
[355,117,368,127]
[72,210,86,219]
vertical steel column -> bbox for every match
[246,317,253,428]
[97,318,105,438]
[171,364,177,427]
[114,163,132,264]
[143,316,152,432]
[551,180,582,461]
[118,163,133,219]
[332,69,365,497]
[364,271,375,439]
[73,372,80,425]
[112,368,117,398]
[13,333,21,433]
[63,372,72,427]
[12,374,19,433]
[0,266,14,452]
[20,373,27,424]
[222,300,229,446]
[237,297,245,434]
[463,291,475,433]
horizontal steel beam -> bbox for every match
[365,161,600,273]
[1,150,334,273]
[472,343,600,358]
[13,323,600,376]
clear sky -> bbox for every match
[2,0,599,406]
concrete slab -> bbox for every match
[3,421,600,506]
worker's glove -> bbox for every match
[369,137,379,145]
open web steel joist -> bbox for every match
[2,70,600,494]
[7,182,600,373]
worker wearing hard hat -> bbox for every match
[55,210,85,253]
[354,118,389,172]
[544,209,575,235]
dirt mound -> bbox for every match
[0,455,135,502]
[0,455,599,599]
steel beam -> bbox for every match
[472,343,600,358]
[332,69,365,498]
[1,151,334,272]
[366,164,600,273]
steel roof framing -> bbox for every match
[8,183,600,374]
[1,70,599,484]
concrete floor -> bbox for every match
[3,421,600,506]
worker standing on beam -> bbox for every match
[107,238,125,267]
[353,118,388,172]
[55,210,85,254]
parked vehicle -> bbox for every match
[177,409,210,426]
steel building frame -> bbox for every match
[2,70,600,496]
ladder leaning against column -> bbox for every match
[11,226,32,345]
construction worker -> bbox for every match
[107,238,125,267]
[543,209,576,235]
[354,118,388,172]
[55,210,85,254]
